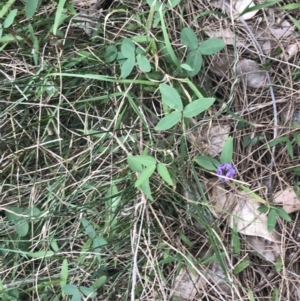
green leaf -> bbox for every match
[25,0,38,18]
[3,9,17,28]
[180,63,193,71]
[81,218,96,239]
[0,0,16,19]
[267,208,277,232]
[179,231,193,247]
[293,133,300,146]
[289,15,300,31]
[147,0,163,11]
[272,287,279,301]
[60,259,68,296]
[121,57,135,78]
[157,163,173,186]
[135,165,156,187]
[15,221,29,237]
[220,136,233,163]
[133,155,156,166]
[257,205,268,214]
[64,284,79,295]
[6,206,23,221]
[136,54,151,72]
[166,0,181,8]
[53,0,67,35]
[0,34,22,43]
[279,3,300,10]
[286,140,294,159]
[92,276,107,290]
[50,237,59,252]
[159,83,183,111]
[180,27,199,50]
[127,155,142,172]
[155,111,181,130]
[159,8,180,65]
[248,290,255,301]
[264,136,289,148]
[93,236,108,249]
[105,45,118,62]
[194,156,220,171]
[80,286,97,298]
[275,207,291,222]
[140,179,153,201]
[183,98,215,118]
[275,256,282,273]
[186,48,202,77]
[6,207,29,237]
[121,38,135,59]
[71,293,82,301]
[198,38,225,55]
[27,251,55,258]
[233,260,250,274]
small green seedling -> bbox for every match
[194,136,234,171]
[257,205,291,232]
[180,27,225,76]
[155,83,215,130]
[119,38,151,78]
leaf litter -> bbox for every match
[174,0,300,299]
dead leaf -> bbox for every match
[280,42,299,60]
[188,124,231,157]
[205,27,245,46]
[245,236,280,262]
[207,178,280,243]
[209,53,235,77]
[171,261,231,299]
[72,0,102,36]
[172,268,201,300]
[274,187,300,214]
[234,0,258,20]
[211,0,258,21]
[207,261,232,295]
[236,59,267,88]
[269,20,294,40]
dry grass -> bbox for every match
[1,0,300,300]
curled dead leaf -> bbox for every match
[172,268,202,300]
[280,42,299,60]
[245,236,280,262]
[207,178,280,243]
[209,53,235,77]
[234,0,258,20]
[188,124,231,157]
[274,187,300,214]
[211,0,258,21]
[236,59,267,88]
[205,27,245,47]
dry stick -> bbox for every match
[225,3,278,195]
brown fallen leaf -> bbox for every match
[236,59,267,88]
[245,236,280,262]
[211,0,258,20]
[209,53,235,77]
[171,261,231,299]
[273,187,300,214]
[172,268,201,300]
[188,124,231,157]
[207,178,280,243]
[205,27,245,47]
[280,42,299,60]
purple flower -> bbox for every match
[216,163,236,182]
